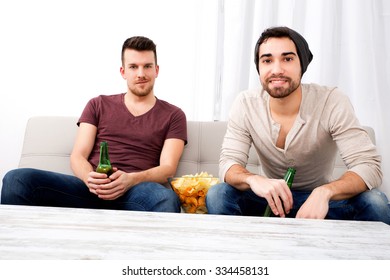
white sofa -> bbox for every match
[18,116,376,182]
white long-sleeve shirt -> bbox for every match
[220,83,382,191]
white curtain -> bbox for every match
[0,0,389,198]
[215,0,390,197]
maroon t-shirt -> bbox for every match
[78,93,187,173]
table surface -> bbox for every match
[0,204,389,260]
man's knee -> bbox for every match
[206,183,240,215]
[207,183,229,205]
[135,182,180,212]
[1,169,32,204]
[157,188,181,213]
[355,189,390,224]
[359,189,389,209]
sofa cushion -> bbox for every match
[176,121,262,177]
[18,116,375,182]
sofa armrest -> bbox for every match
[18,116,78,175]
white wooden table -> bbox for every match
[0,204,389,260]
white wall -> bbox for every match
[0,0,219,190]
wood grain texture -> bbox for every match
[0,205,389,260]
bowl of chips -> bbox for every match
[168,172,219,214]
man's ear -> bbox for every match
[120,66,126,79]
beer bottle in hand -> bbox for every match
[283,167,296,188]
[263,167,296,217]
[96,141,113,176]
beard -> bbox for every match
[129,82,154,97]
[262,76,300,99]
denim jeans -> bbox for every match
[1,168,181,213]
[206,182,390,225]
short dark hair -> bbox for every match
[254,26,313,76]
[121,36,157,66]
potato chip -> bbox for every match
[169,172,219,214]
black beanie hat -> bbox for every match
[254,27,313,76]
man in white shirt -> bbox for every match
[206,26,390,224]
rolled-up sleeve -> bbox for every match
[327,90,382,189]
[339,129,382,189]
[219,93,253,181]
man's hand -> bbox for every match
[86,170,113,195]
[247,175,293,217]
[295,187,331,219]
[94,169,136,200]
[86,168,133,200]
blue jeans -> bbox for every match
[206,183,390,225]
[1,168,180,213]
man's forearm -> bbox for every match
[70,155,94,185]
[318,171,368,201]
[225,164,256,191]
[129,164,177,185]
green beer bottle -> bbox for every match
[96,141,113,176]
[263,167,296,217]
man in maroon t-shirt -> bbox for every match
[2,36,187,213]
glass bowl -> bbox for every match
[168,175,219,214]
